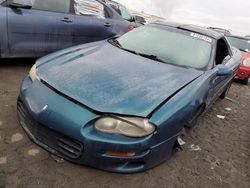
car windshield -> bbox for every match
[116,26,212,69]
[226,36,250,53]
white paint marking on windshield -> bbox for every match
[190,33,212,43]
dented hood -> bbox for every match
[36,41,203,117]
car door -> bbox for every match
[72,0,118,45]
[7,0,74,57]
[207,38,235,104]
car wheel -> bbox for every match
[242,78,249,85]
[185,104,205,129]
[219,81,232,99]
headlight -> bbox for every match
[29,64,39,81]
[243,58,250,67]
[95,116,155,137]
[243,58,250,68]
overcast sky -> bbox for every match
[117,0,250,36]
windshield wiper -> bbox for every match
[121,48,139,55]
[138,53,170,64]
[108,38,122,48]
[239,48,250,53]
[138,53,193,68]
[109,39,139,55]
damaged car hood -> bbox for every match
[36,41,204,117]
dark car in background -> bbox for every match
[105,0,141,28]
[226,35,250,84]
[0,0,133,58]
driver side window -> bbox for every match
[215,39,230,65]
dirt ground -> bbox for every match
[0,59,249,188]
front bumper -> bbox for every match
[235,66,250,79]
[17,76,177,173]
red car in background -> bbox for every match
[227,35,250,85]
[235,52,250,84]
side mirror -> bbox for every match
[8,0,32,9]
[216,64,233,76]
[222,55,231,64]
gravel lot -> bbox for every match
[0,59,249,188]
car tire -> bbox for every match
[219,81,232,99]
[185,104,205,129]
[242,78,249,85]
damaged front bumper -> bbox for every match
[17,76,177,173]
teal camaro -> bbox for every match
[17,22,241,173]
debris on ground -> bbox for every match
[225,97,239,104]
[210,160,220,170]
[217,115,225,119]
[51,155,65,163]
[11,133,24,143]
[177,136,186,146]
[205,155,221,170]
[225,107,232,111]
[27,149,40,156]
[0,157,7,165]
[189,144,201,151]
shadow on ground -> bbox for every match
[0,58,36,66]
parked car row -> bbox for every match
[0,0,136,58]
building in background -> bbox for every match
[128,9,166,23]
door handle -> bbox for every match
[61,17,73,23]
[104,22,112,27]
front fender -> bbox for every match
[148,71,215,142]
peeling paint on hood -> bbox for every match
[37,41,203,117]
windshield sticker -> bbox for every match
[190,33,212,43]
[248,40,250,43]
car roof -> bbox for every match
[227,35,250,41]
[152,21,224,40]
[207,27,231,35]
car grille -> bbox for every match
[17,100,84,159]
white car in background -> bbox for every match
[132,14,148,25]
